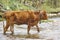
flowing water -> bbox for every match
[0,17,60,40]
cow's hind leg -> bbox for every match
[3,19,10,34]
[4,23,10,34]
[36,24,40,32]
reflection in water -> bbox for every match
[26,34,39,38]
[12,33,40,39]
[0,33,40,40]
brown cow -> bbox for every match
[3,10,48,34]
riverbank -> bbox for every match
[47,13,60,18]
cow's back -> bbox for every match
[13,11,32,24]
[3,10,40,25]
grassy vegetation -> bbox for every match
[0,18,3,21]
[41,20,54,23]
[0,0,60,12]
[0,0,60,22]
[39,4,60,12]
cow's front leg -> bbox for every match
[10,24,14,35]
[27,25,31,34]
[36,24,40,32]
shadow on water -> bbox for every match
[10,33,40,39]
[0,33,42,40]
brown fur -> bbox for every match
[3,10,48,34]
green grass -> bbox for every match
[39,4,60,13]
[40,20,54,23]
[0,18,3,21]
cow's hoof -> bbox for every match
[10,33,13,35]
[28,32,30,35]
[37,30,40,32]
[3,32,6,35]
[10,32,14,35]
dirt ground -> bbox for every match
[0,17,60,40]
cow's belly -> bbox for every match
[14,21,38,26]
[14,20,28,25]
[14,19,38,26]
[29,21,38,26]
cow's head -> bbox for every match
[38,10,48,20]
